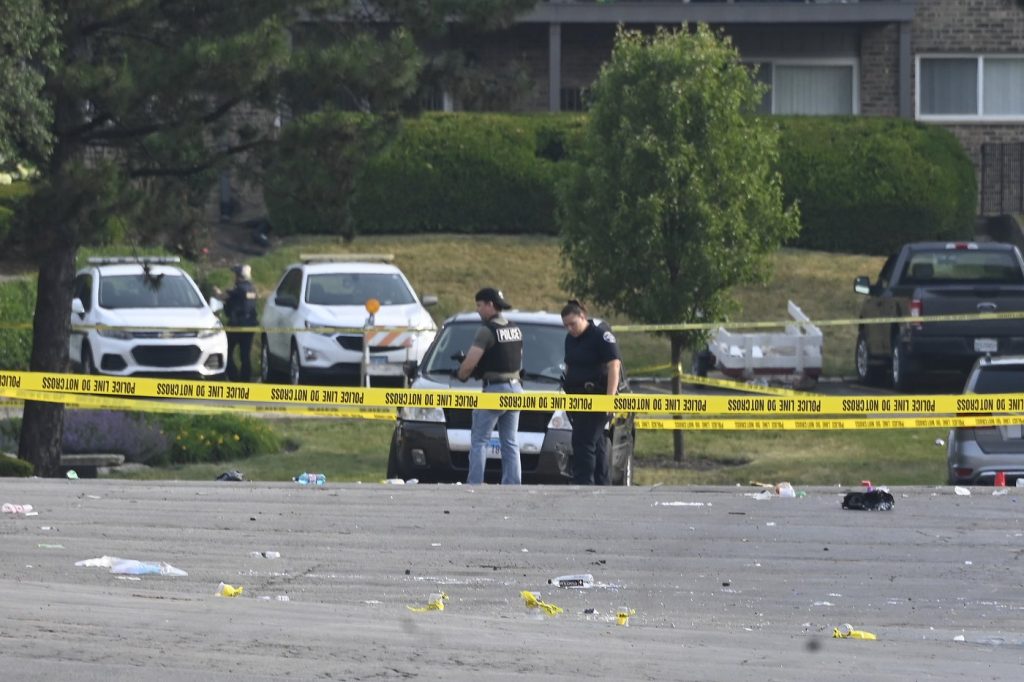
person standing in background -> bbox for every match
[215,264,258,381]
[561,300,621,485]
[456,287,524,485]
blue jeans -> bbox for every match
[468,381,523,485]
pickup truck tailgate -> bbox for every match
[915,287,1024,337]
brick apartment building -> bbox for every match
[440,0,1024,217]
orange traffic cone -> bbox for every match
[994,471,1006,487]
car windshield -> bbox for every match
[901,250,1024,285]
[306,273,415,306]
[423,320,565,381]
[99,274,203,309]
[971,365,1024,393]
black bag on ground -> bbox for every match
[842,489,894,511]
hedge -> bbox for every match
[775,117,976,255]
[266,113,586,236]
[270,113,976,254]
[0,279,35,371]
[0,182,31,245]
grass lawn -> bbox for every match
[103,415,949,488]
[17,234,943,486]
[214,233,885,377]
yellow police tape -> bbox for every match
[637,415,1024,431]
[2,370,1023,418]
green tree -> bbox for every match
[1,0,532,476]
[559,26,800,460]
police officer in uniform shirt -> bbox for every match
[217,264,259,382]
[561,300,622,485]
[456,287,524,485]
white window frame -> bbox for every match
[743,58,860,116]
[916,54,1024,123]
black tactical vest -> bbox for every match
[227,280,259,326]
[476,318,523,376]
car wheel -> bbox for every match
[81,344,96,375]
[386,430,402,479]
[616,451,633,487]
[260,336,276,383]
[855,330,884,386]
[890,336,915,392]
[289,342,305,385]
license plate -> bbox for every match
[486,436,501,459]
[370,355,388,365]
[975,338,998,353]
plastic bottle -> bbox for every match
[548,573,594,588]
[294,472,326,486]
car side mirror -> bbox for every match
[853,276,871,295]
[209,297,224,314]
[403,360,419,380]
[421,294,438,307]
[71,298,85,316]
[275,294,297,309]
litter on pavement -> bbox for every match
[842,489,895,511]
[407,592,449,612]
[521,591,563,616]
[833,624,877,640]
[215,470,246,482]
[216,582,244,597]
[75,555,188,576]
[2,503,38,516]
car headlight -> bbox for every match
[547,410,572,431]
[400,407,446,423]
[96,327,132,340]
[305,320,336,336]
[198,321,223,338]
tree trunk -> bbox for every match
[670,334,685,462]
[18,241,76,477]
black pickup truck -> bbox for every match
[853,241,1024,390]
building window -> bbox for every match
[560,87,589,112]
[917,56,1024,121]
[745,60,857,116]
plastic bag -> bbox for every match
[841,490,894,511]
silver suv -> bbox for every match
[946,355,1024,485]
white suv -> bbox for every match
[70,257,227,378]
[260,256,437,386]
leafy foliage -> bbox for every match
[559,26,800,353]
[349,114,575,235]
[152,413,281,465]
[0,454,34,477]
[0,279,34,370]
[777,117,976,255]
[62,410,169,463]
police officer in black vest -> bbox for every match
[456,287,524,485]
[561,300,622,485]
[218,264,259,382]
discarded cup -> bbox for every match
[216,582,244,597]
[616,607,636,626]
[66,469,79,480]
[521,590,563,616]
[407,592,449,612]
[833,623,877,640]
[548,573,594,589]
[776,482,796,498]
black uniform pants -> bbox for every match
[568,410,609,485]
[227,331,254,382]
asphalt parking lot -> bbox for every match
[1,478,1022,681]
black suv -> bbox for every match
[387,311,634,484]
